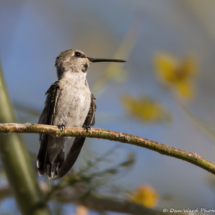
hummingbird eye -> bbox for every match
[75,52,81,57]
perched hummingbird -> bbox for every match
[37,49,126,179]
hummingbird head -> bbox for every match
[55,49,126,80]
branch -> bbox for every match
[0,68,50,215]
[56,193,161,215]
[0,123,215,176]
[0,183,187,215]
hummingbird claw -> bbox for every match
[83,125,91,133]
[58,124,66,132]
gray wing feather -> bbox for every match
[37,81,61,175]
[83,94,96,127]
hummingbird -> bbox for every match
[37,49,126,179]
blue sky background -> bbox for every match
[1,0,215,214]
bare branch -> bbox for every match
[0,184,186,215]
[0,123,215,176]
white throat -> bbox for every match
[59,70,88,87]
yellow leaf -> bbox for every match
[175,81,195,99]
[131,184,158,208]
[121,95,170,123]
[76,205,88,215]
[153,51,198,100]
[181,57,197,77]
[154,52,180,84]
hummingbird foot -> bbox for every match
[58,124,66,132]
[83,125,91,133]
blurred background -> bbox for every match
[1,0,215,214]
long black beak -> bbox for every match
[88,57,126,63]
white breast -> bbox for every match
[53,76,91,127]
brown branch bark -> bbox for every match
[0,123,215,176]
[0,183,189,215]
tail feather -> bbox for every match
[45,148,65,179]
[37,136,84,179]
[54,148,65,169]
[37,135,65,178]
[57,137,85,178]
[37,135,49,175]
